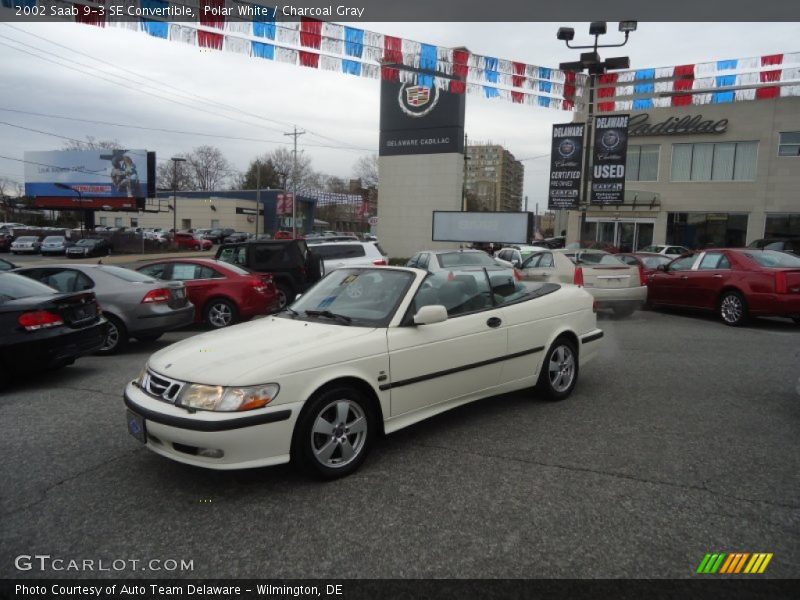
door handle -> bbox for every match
[680,275,689,280]
[487,317,502,328]
[712,274,723,278]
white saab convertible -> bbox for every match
[124,265,603,479]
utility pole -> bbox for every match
[284,126,306,238]
[255,159,260,238]
[462,133,469,211]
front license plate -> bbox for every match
[127,410,147,444]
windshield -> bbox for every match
[567,252,626,266]
[436,252,499,268]
[640,255,673,269]
[640,245,664,253]
[290,268,414,326]
[43,236,65,243]
[16,236,38,243]
[0,273,58,301]
[742,250,800,268]
[76,239,97,246]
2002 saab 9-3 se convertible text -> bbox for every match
[124,266,603,479]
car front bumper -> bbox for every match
[123,381,303,470]
[11,247,38,253]
[586,284,648,307]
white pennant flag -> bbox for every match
[276,47,298,64]
[224,36,250,55]
[277,24,299,45]
[319,55,341,72]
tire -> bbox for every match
[292,386,375,479]
[136,334,163,343]
[612,304,636,318]
[719,290,748,327]
[275,282,294,310]
[194,244,201,251]
[96,314,128,355]
[203,298,237,328]
[536,336,579,401]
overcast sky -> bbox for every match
[0,21,798,208]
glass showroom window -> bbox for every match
[626,145,660,181]
[765,213,800,238]
[667,213,749,248]
[670,142,758,181]
[778,132,800,156]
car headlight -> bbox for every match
[178,383,279,412]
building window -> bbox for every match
[130,218,138,227]
[626,145,660,181]
[667,213,749,249]
[764,213,800,238]
[211,219,220,228]
[99,217,107,226]
[670,142,758,181]
[114,217,123,227]
[778,132,800,156]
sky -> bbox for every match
[0,21,798,210]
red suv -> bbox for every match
[136,258,279,328]
[174,232,212,251]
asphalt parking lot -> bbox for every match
[1,310,798,579]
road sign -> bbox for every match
[368,216,379,225]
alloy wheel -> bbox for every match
[720,294,743,324]
[310,399,368,469]
[208,302,233,327]
[548,345,575,393]
[100,320,120,352]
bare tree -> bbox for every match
[186,145,232,191]
[267,147,315,191]
[353,154,378,189]
[156,160,195,191]
[62,136,122,151]
[0,176,14,198]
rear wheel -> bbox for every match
[719,291,748,327]
[96,314,128,355]
[276,282,294,310]
[293,386,375,479]
[204,298,237,328]
[536,337,579,401]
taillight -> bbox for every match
[638,264,647,287]
[18,310,64,331]
[573,267,584,286]
[141,288,170,303]
[373,259,387,266]
[775,271,788,294]
[513,268,522,281]
[250,278,268,293]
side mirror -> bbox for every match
[657,264,668,272]
[413,305,448,325]
[511,259,521,268]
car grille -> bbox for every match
[141,369,185,403]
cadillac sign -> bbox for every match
[629,113,729,137]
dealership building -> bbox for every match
[563,95,800,251]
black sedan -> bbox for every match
[66,238,111,258]
[0,273,107,387]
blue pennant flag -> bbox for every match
[344,27,364,57]
[633,98,653,110]
[716,59,738,71]
[342,60,361,76]
[484,86,500,98]
[252,42,275,60]
[253,5,276,40]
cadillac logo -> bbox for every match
[398,83,440,118]
[600,130,622,150]
[558,139,578,158]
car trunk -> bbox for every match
[164,282,189,309]
[581,265,641,289]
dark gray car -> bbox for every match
[13,264,194,354]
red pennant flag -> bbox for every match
[300,18,322,49]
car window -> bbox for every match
[578,253,625,265]
[619,255,639,266]
[218,246,247,267]
[0,259,14,272]
[414,270,494,317]
[641,255,672,269]
[742,250,800,268]
[40,269,94,293]
[437,252,499,268]
[669,255,697,271]
[138,264,166,279]
[98,266,156,282]
[253,245,295,268]
[763,241,784,251]
[314,244,367,260]
[406,254,420,268]
[0,273,58,301]
[699,252,730,270]
[170,263,202,280]
[418,253,430,269]
[665,247,683,255]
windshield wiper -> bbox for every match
[282,306,299,317]
[304,309,352,325]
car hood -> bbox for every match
[147,316,380,386]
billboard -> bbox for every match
[379,80,466,156]
[432,211,532,244]
[591,115,630,204]
[548,122,585,210]
[24,149,150,198]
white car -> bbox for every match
[516,248,648,317]
[124,266,602,479]
[494,245,551,268]
[10,236,41,254]
[407,248,509,273]
[640,244,691,256]
[308,240,388,272]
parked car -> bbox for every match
[309,241,388,273]
[215,239,324,309]
[0,272,106,387]
[494,245,550,268]
[40,235,74,256]
[136,258,280,328]
[0,233,13,253]
[66,238,111,258]
[123,265,603,477]
[515,248,648,317]
[174,232,213,251]
[222,232,250,244]
[616,252,675,276]
[14,264,195,353]
[747,238,800,255]
[646,249,800,326]
[0,257,17,271]
[204,228,235,244]
[640,244,691,256]
[407,249,511,274]
[10,236,41,255]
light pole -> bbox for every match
[170,157,186,248]
[54,182,85,238]
[557,21,636,245]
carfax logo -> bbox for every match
[558,138,578,158]
[398,83,439,117]
[696,552,773,574]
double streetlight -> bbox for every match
[556,21,636,243]
[170,156,186,247]
[54,182,86,238]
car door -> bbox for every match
[519,252,559,283]
[648,254,699,306]
[166,263,219,312]
[386,270,507,418]
[691,251,734,309]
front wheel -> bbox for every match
[293,387,375,479]
[275,283,294,310]
[536,337,579,401]
[719,291,748,327]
